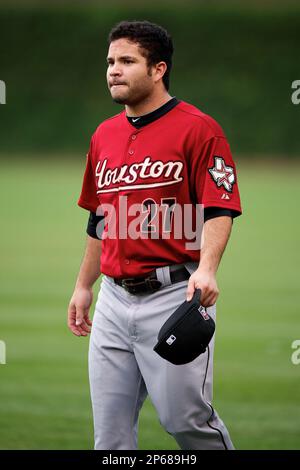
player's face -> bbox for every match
[106,39,155,106]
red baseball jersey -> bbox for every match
[78,100,242,278]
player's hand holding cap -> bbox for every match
[153,289,215,365]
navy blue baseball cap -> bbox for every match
[153,289,215,365]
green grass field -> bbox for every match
[0,156,299,449]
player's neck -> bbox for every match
[125,91,172,117]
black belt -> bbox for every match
[114,266,190,295]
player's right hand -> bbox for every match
[67,287,93,337]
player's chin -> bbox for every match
[110,88,130,103]
[111,93,128,104]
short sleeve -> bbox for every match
[77,138,100,213]
[191,136,242,214]
[86,211,105,239]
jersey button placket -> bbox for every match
[128,133,137,155]
[121,133,138,274]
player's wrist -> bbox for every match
[197,262,217,276]
[75,281,94,291]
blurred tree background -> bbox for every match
[0,0,299,156]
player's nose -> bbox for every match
[109,63,123,77]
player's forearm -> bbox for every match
[199,216,233,274]
[75,235,102,289]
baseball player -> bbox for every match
[68,20,242,450]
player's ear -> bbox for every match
[154,61,167,83]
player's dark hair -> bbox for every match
[108,20,174,91]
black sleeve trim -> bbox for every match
[204,207,241,222]
[86,211,105,239]
[88,208,240,237]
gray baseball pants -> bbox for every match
[88,263,234,450]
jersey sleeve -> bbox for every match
[191,135,242,214]
[77,137,100,213]
[86,211,105,239]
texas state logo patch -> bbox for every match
[208,156,235,192]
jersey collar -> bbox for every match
[126,97,180,129]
